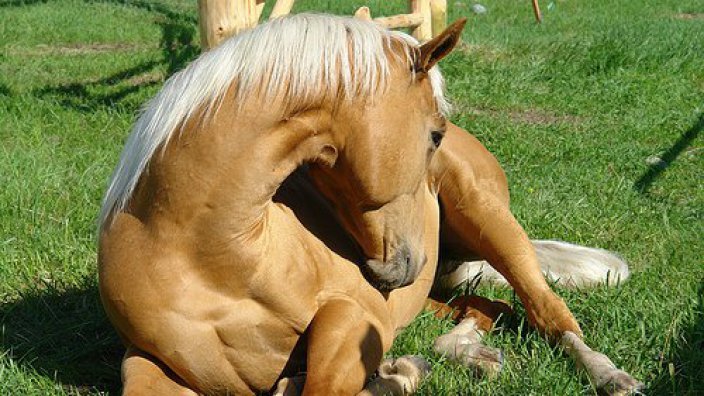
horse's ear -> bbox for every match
[415,18,467,73]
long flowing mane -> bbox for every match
[99,13,449,228]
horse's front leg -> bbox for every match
[275,356,430,396]
[275,298,428,396]
[302,298,385,395]
[433,123,642,393]
[121,345,198,396]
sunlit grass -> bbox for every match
[1,0,702,394]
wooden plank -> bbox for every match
[374,13,424,29]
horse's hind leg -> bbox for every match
[427,296,512,377]
[122,345,198,396]
[560,332,643,395]
[434,123,580,337]
[434,123,642,393]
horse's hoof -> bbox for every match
[374,355,430,394]
[596,370,644,396]
[457,341,503,378]
[433,334,503,378]
[400,355,432,377]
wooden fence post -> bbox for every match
[198,0,259,51]
[198,0,461,51]
[409,0,432,42]
[269,0,295,19]
[430,0,447,37]
[354,6,372,21]
[255,0,266,20]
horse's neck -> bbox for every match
[274,168,363,263]
[134,99,334,246]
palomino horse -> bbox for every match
[98,14,642,395]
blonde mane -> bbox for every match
[99,13,449,228]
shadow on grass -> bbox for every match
[634,114,703,194]
[33,0,199,113]
[648,280,704,394]
[34,60,163,112]
[104,0,200,76]
[0,83,11,97]
[0,0,50,7]
[0,282,123,394]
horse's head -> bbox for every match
[309,20,466,291]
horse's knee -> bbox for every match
[122,346,197,396]
[527,291,581,338]
[303,300,388,395]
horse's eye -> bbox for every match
[430,131,444,149]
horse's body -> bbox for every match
[99,14,641,395]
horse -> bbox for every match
[98,14,642,395]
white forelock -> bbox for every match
[99,13,449,228]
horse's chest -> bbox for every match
[209,297,308,390]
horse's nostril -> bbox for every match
[405,255,411,265]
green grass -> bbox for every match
[1,0,702,394]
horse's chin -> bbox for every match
[363,270,412,292]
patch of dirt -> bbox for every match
[674,13,704,20]
[463,106,583,126]
[64,69,165,89]
[8,43,157,56]
[125,71,165,87]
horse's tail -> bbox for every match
[439,240,630,290]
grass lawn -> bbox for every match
[1,0,702,394]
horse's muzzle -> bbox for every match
[363,244,426,292]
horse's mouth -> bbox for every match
[362,249,427,292]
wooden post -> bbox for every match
[409,0,432,41]
[354,6,372,21]
[430,0,447,37]
[255,0,266,21]
[198,0,455,51]
[532,0,543,23]
[198,0,258,51]
[269,0,295,19]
